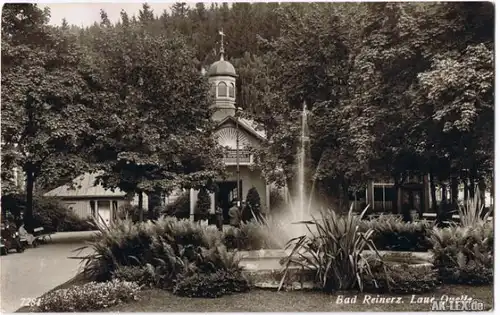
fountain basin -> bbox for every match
[238,249,433,290]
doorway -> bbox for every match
[216,181,242,224]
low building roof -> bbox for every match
[44,172,126,199]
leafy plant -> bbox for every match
[429,222,493,284]
[112,265,155,288]
[279,205,385,292]
[34,279,140,312]
[74,216,239,287]
[360,215,433,251]
[173,269,250,298]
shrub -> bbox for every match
[1,193,93,232]
[112,265,156,288]
[429,222,493,285]
[269,187,286,213]
[34,279,140,312]
[77,217,238,287]
[77,219,183,282]
[164,191,191,219]
[173,269,250,298]
[117,204,147,223]
[243,187,261,222]
[280,205,382,292]
[195,189,211,222]
[223,219,287,250]
[59,214,95,232]
[360,215,433,251]
[363,259,438,294]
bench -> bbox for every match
[31,227,54,246]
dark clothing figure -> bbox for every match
[215,206,224,231]
[228,204,241,227]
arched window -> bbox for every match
[229,83,235,98]
[210,84,216,98]
[218,82,227,97]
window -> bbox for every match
[229,83,235,98]
[97,201,110,211]
[373,184,396,211]
[384,187,396,202]
[218,82,227,97]
[210,84,216,98]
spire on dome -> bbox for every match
[218,29,225,61]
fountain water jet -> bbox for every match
[297,102,309,221]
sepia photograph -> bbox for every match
[0,1,494,312]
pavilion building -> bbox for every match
[187,35,270,223]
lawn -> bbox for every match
[103,285,493,312]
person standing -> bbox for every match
[228,200,241,228]
[215,204,224,231]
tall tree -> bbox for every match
[83,20,224,219]
[1,4,94,229]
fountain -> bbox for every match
[237,102,433,291]
[237,102,318,289]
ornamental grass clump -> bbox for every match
[279,205,386,292]
[456,190,492,227]
[34,279,140,312]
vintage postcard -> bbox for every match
[1,2,494,313]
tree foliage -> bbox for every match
[80,13,225,216]
[1,4,94,228]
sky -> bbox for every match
[43,2,175,27]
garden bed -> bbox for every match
[101,285,493,312]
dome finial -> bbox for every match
[218,28,225,61]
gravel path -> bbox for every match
[0,231,95,313]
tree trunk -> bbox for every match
[25,169,35,232]
[463,179,469,201]
[491,171,494,211]
[478,177,486,207]
[341,181,349,212]
[138,191,144,221]
[148,191,162,220]
[451,176,459,209]
[392,184,399,215]
[469,174,475,199]
[430,172,437,212]
[418,189,424,219]
[392,173,402,214]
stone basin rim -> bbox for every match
[237,249,433,261]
